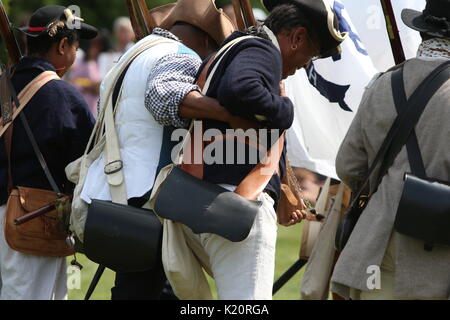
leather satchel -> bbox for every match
[2,71,74,257]
[396,175,450,251]
[84,200,162,273]
[336,60,450,252]
[5,187,74,257]
[155,166,262,242]
[392,62,450,251]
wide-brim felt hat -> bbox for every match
[401,0,450,39]
[19,5,98,40]
[262,0,348,59]
[149,0,236,46]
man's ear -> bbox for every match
[58,37,69,55]
[291,27,307,48]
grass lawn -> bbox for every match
[68,223,306,300]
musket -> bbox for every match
[380,0,406,65]
[14,203,55,226]
[126,0,157,41]
[0,0,21,129]
[0,1,21,65]
[232,0,257,31]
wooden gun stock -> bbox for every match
[127,0,157,41]
[14,203,55,226]
[0,0,22,64]
[232,0,257,31]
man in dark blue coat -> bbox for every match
[0,5,97,300]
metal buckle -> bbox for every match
[104,160,123,175]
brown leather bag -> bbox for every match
[4,187,74,257]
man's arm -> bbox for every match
[216,43,295,130]
[146,53,255,128]
[335,89,371,191]
[179,90,260,130]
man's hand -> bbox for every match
[278,198,325,227]
[279,209,325,227]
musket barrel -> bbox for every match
[380,0,406,65]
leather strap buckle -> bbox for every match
[104,160,123,175]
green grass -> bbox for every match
[68,223,305,300]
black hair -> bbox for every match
[263,3,319,43]
[27,26,80,56]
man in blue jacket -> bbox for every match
[0,5,97,300]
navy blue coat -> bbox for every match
[0,57,95,205]
[201,32,295,203]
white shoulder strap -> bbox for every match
[102,37,175,204]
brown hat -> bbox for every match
[150,0,236,45]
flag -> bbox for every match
[342,0,426,71]
[286,0,425,179]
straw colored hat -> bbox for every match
[150,0,236,45]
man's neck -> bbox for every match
[417,38,450,59]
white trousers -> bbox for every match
[182,192,278,300]
[0,205,67,300]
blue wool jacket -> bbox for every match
[201,31,295,202]
[0,57,95,205]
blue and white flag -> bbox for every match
[286,0,425,179]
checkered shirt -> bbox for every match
[144,28,201,128]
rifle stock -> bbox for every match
[232,0,257,31]
[127,0,156,41]
[0,0,22,65]
[0,0,22,133]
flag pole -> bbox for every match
[380,0,406,65]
